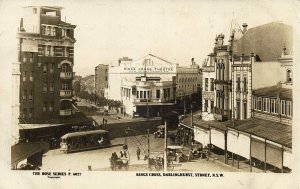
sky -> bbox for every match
[0,0,297,77]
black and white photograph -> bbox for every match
[1,0,299,188]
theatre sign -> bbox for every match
[122,54,177,74]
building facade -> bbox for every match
[213,34,232,121]
[107,54,202,117]
[201,54,215,121]
[18,6,76,123]
[94,64,108,97]
[230,54,254,120]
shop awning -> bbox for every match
[11,142,50,165]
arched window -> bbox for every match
[287,69,292,82]
[221,63,225,80]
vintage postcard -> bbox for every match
[0,0,299,188]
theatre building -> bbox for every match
[107,54,202,117]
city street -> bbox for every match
[41,134,238,172]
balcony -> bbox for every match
[60,72,73,79]
[60,90,72,98]
[60,109,72,116]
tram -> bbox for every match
[60,130,111,153]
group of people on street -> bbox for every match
[110,145,142,162]
[111,150,127,161]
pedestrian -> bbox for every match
[136,147,141,160]
[120,151,124,158]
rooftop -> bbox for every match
[180,111,292,148]
[253,84,292,100]
[229,118,292,148]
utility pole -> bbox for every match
[147,128,150,169]
[164,120,167,172]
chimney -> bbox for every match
[242,23,248,33]
[191,57,195,65]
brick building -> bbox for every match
[18,6,76,123]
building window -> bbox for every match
[205,78,208,91]
[43,64,47,74]
[62,83,69,90]
[156,90,160,99]
[136,90,139,98]
[236,101,240,120]
[49,63,54,74]
[144,91,147,99]
[140,91,143,99]
[210,101,214,113]
[28,108,33,118]
[221,63,225,80]
[105,76,107,81]
[23,71,27,81]
[23,108,27,118]
[52,27,56,36]
[129,89,131,99]
[41,25,46,35]
[210,78,214,91]
[236,77,241,91]
[46,46,50,56]
[204,100,208,112]
[253,97,257,110]
[46,26,51,35]
[287,69,292,82]
[263,98,267,112]
[263,98,270,112]
[43,102,47,112]
[286,101,292,117]
[167,88,170,98]
[43,83,47,93]
[29,52,34,63]
[257,97,262,110]
[23,54,27,62]
[30,71,33,81]
[281,100,286,115]
[23,90,27,100]
[243,101,247,119]
[49,102,53,112]
[28,90,33,100]
[243,77,247,91]
[62,29,65,37]
[270,99,277,113]
[49,83,54,92]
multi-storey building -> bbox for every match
[18,6,76,123]
[213,34,232,121]
[94,64,109,97]
[107,54,202,117]
[230,54,254,120]
[201,54,215,121]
